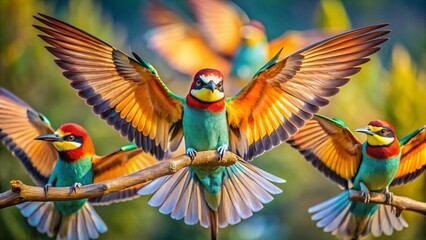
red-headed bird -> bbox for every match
[0,87,158,239]
[144,0,339,82]
[287,114,426,239]
[33,13,389,239]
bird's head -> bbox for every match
[189,68,225,103]
[241,20,267,46]
[355,120,397,147]
[35,123,95,161]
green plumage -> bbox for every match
[182,104,229,209]
[350,143,400,217]
[48,155,93,214]
[231,41,268,80]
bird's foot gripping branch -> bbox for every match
[0,151,240,209]
[349,189,426,217]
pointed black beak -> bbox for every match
[354,127,374,136]
[206,81,216,92]
[35,133,63,142]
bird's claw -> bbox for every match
[69,182,82,195]
[217,144,228,161]
[360,182,371,203]
[361,191,371,203]
[384,188,394,205]
[44,183,52,196]
[186,148,197,160]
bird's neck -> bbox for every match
[58,146,94,163]
[186,94,225,112]
[365,140,401,160]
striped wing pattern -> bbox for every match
[226,24,389,161]
[391,125,426,186]
[34,14,185,160]
[0,87,57,186]
[90,144,159,205]
[287,114,362,188]
[268,29,337,60]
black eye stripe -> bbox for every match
[375,127,394,137]
[64,134,83,143]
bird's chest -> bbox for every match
[353,155,400,191]
[52,158,93,214]
[183,107,229,150]
[54,158,93,187]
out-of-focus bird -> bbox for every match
[0,87,158,239]
[33,13,389,239]
[287,114,426,239]
[144,0,341,84]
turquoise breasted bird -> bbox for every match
[33,13,389,239]
[287,114,426,239]
[0,87,158,239]
[144,0,338,84]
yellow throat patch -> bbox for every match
[191,88,224,102]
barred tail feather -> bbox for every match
[137,160,284,229]
[309,191,408,239]
[17,202,106,239]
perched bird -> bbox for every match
[33,13,389,239]
[144,0,339,83]
[0,87,158,239]
[287,114,426,239]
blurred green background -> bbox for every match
[0,0,424,239]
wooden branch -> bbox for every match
[0,150,240,209]
[349,190,426,216]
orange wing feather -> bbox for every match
[268,29,339,60]
[391,126,426,186]
[0,88,57,186]
[188,0,248,57]
[90,145,159,205]
[287,115,362,188]
[144,0,230,76]
[34,14,185,160]
[226,24,390,161]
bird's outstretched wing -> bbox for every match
[268,29,337,61]
[144,0,230,76]
[287,114,362,188]
[225,24,389,161]
[188,0,249,57]
[0,87,57,186]
[34,13,185,160]
[90,143,159,205]
[391,125,426,186]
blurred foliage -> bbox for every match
[0,0,424,240]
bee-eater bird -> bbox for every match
[287,114,426,239]
[0,87,158,240]
[144,0,339,83]
[33,13,389,239]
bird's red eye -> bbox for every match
[217,82,223,88]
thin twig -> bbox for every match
[349,190,426,216]
[0,150,240,209]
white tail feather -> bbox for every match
[309,191,408,239]
[138,161,284,228]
